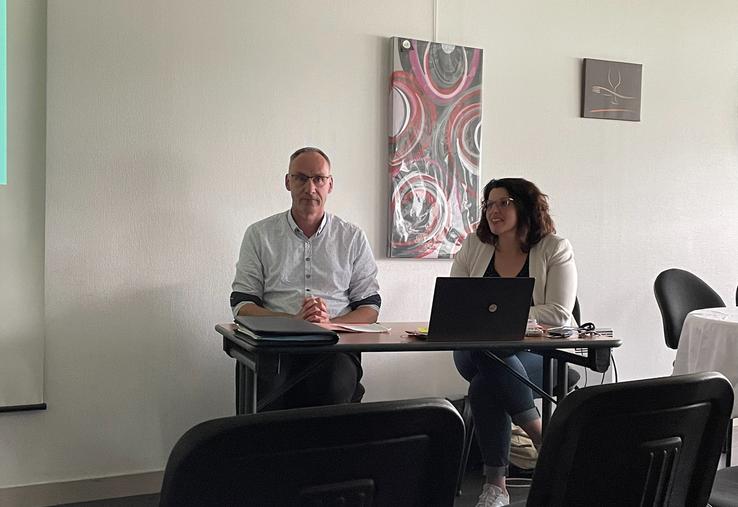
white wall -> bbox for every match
[0,0,45,407]
[1,0,738,493]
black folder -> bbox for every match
[234,316,339,346]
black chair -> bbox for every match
[572,297,581,326]
[159,397,464,507]
[709,465,738,506]
[654,268,725,349]
[511,372,733,507]
[654,268,733,466]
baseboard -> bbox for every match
[0,403,47,413]
[0,470,163,507]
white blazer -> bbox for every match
[450,233,578,326]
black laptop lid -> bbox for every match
[426,277,535,342]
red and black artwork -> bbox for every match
[388,37,483,259]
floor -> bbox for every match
[52,468,526,507]
[52,474,527,507]
[53,427,738,507]
[55,496,159,507]
[454,468,530,507]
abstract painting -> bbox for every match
[388,37,483,258]
[582,58,642,121]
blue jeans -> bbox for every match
[454,350,543,478]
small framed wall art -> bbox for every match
[582,58,642,121]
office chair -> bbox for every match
[572,297,581,326]
[653,268,733,466]
[709,465,738,507]
[654,268,725,349]
[159,397,464,507]
[507,372,733,507]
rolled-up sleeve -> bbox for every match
[231,226,264,317]
[347,230,381,312]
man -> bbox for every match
[231,147,381,409]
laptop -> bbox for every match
[426,277,535,342]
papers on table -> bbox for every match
[318,322,391,333]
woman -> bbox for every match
[452,178,577,507]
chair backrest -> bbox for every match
[654,268,725,349]
[525,372,733,507]
[159,398,464,507]
[572,297,581,327]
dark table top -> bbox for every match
[216,321,622,355]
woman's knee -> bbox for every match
[453,350,477,382]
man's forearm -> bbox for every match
[237,303,293,318]
[331,306,379,324]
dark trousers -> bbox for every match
[454,350,542,477]
[258,352,364,410]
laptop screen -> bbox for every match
[426,277,534,342]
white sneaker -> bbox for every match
[475,483,510,507]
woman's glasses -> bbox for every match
[482,197,515,211]
[289,174,332,187]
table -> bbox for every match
[673,307,738,418]
[216,322,621,427]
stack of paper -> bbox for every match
[320,323,391,333]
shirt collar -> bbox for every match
[286,210,328,238]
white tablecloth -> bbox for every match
[673,307,738,418]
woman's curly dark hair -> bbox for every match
[476,178,556,252]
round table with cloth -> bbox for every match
[673,306,738,418]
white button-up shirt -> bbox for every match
[231,211,381,318]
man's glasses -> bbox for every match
[482,197,515,211]
[289,174,332,187]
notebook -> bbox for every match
[234,316,339,346]
[426,277,535,342]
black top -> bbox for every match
[484,253,530,278]
[484,254,532,308]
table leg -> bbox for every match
[542,356,554,429]
[230,348,260,415]
[726,422,733,466]
[556,359,568,401]
[235,362,257,415]
[235,362,243,414]
[243,365,257,414]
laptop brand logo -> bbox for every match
[488,304,498,313]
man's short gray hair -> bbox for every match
[289,147,331,168]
